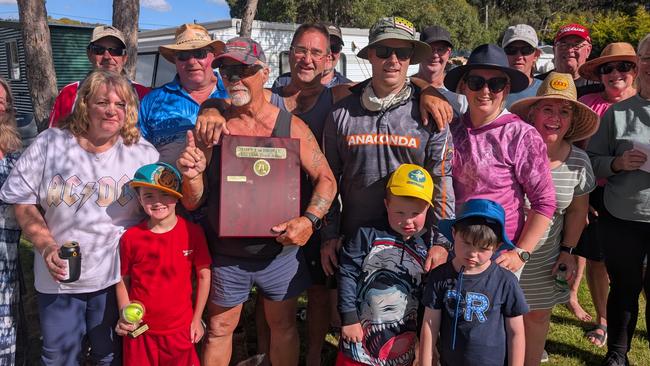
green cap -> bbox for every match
[129,162,183,199]
[357,17,432,64]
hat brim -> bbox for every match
[578,54,638,81]
[439,215,515,251]
[159,40,226,64]
[443,63,529,93]
[211,52,260,68]
[357,35,432,65]
[510,95,600,142]
[388,186,433,207]
[129,181,183,199]
[502,36,537,48]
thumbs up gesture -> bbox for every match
[176,130,207,181]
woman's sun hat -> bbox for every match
[578,42,637,82]
[510,72,599,142]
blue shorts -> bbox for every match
[210,247,311,307]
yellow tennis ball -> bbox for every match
[122,302,145,324]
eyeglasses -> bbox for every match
[504,45,536,56]
[290,46,328,61]
[330,43,343,54]
[371,45,414,60]
[176,48,210,62]
[431,46,450,55]
[598,61,636,75]
[555,41,589,51]
[87,44,126,57]
[219,64,262,81]
[464,75,509,93]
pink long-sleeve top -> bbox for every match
[451,111,557,244]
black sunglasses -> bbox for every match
[464,75,509,93]
[219,64,262,81]
[176,48,210,62]
[371,45,414,60]
[503,45,536,56]
[330,43,343,54]
[597,61,635,75]
[88,44,126,57]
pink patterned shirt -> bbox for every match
[451,112,556,243]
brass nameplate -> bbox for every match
[236,146,287,159]
[129,323,149,338]
[227,176,247,182]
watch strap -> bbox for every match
[303,212,322,230]
[560,245,577,255]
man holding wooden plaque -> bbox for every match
[176,37,336,366]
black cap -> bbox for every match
[420,25,453,49]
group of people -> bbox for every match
[0,12,647,366]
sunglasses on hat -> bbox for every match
[219,64,262,81]
[176,48,210,62]
[503,45,536,56]
[88,44,126,57]
[464,75,509,93]
[371,45,414,60]
[597,61,635,75]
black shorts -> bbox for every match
[576,186,608,262]
[301,234,328,286]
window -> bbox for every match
[335,53,346,76]
[135,53,156,88]
[279,51,290,76]
[5,40,19,80]
[154,56,176,88]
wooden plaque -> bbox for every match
[219,135,301,237]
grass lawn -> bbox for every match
[16,240,650,365]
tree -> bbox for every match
[239,0,259,37]
[16,0,58,132]
[113,0,140,80]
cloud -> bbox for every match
[142,0,171,12]
[0,0,16,4]
[207,0,228,6]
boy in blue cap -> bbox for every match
[115,162,211,365]
[419,199,528,366]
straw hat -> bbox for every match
[510,72,599,142]
[578,42,637,81]
[159,23,225,63]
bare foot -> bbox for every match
[567,294,593,322]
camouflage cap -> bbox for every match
[357,17,432,64]
[212,37,266,68]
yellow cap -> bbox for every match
[386,164,434,206]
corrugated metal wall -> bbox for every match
[0,25,31,115]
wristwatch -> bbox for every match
[303,212,322,230]
[515,248,531,263]
[560,245,577,255]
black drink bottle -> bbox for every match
[59,241,81,283]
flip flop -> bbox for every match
[585,324,607,348]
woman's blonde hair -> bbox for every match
[0,77,20,154]
[59,70,140,145]
[0,76,16,123]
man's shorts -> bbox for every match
[211,247,311,307]
[123,328,200,366]
[302,234,328,286]
[576,186,607,262]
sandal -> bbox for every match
[585,324,608,348]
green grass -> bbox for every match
[16,239,650,365]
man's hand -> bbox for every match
[495,250,525,273]
[321,237,342,276]
[612,149,647,172]
[341,323,364,343]
[195,107,229,147]
[42,244,67,281]
[272,216,314,246]
[424,245,448,272]
[177,131,207,180]
[419,86,453,130]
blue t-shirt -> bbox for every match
[505,78,542,109]
[422,261,529,366]
[138,72,228,164]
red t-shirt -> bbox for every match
[119,216,211,334]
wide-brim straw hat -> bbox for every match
[510,72,599,142]
[357,17,432,65]
[578,42,637,81]
[159,23,225,63]
[444,44,529,93]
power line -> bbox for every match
[0,10,175,28]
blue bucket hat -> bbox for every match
[129,162,183,199]
[439,199,515,251]
[443,43,529,93]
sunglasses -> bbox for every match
[219,64,262,81]
[330,43,343,54]
[503,45,536,56]
[88,44,126,57]
[176,48,210,62]
[597,61,635,75]
[464,75,509,93]
[371,45,414,60]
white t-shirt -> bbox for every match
[0,128,159,294]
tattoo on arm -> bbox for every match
[308,193,332,216]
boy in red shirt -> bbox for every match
[115,162,211,365]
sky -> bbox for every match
[0,0,232,30]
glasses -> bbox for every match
[87,44,126,57]
[464,75,509,93]
[371,45,414,60]
[330,43,343,54]
[555,41,589,51]
[431,46,450,55]
[504,45,536,56]
[219,64,262,81]
[598,61,636,75]
[290,46,328,61]
[176,48,210,62]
